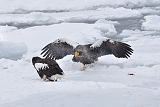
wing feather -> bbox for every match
[90,37,133,58]
[41,38,78,60]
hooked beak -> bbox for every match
[75,52,79,57]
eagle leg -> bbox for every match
[42,75,47,81]
[79,63,85,71]
[81,66,85,71]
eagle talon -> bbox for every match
[79,63,85,71]
[81,67,85,71]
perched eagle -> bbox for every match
[32,56,64,81]
[41,37,133,70]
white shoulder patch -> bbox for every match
[90,37,115,48]
[49,74,65,81]
[35,63,49,71]
[54,38,79,48]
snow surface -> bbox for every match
[1,0,160,107]
[0,41,28,60]
[142,15,160,31]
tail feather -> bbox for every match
[49,74,68,81]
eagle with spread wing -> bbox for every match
[41,37,133,70]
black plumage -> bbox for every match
[41,37,133,70]
[32,56,64,81]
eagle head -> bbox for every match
[32,56,41,65]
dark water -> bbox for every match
[113,17,144,33]
[0,12,145,34]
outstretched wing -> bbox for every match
[41,38,79,60]
[90,37,133,58]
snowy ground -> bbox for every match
[0,0,160,107]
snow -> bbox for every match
[138,7,160,15]
[1,0,160,107]
[0,7,142,28]
[0,41,28,60]
[142,15,160,31]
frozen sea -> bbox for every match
[0,0,160,107]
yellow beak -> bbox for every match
[75,52,79,57]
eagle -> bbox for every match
[41,37,133,70]
[32,56,64,81]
